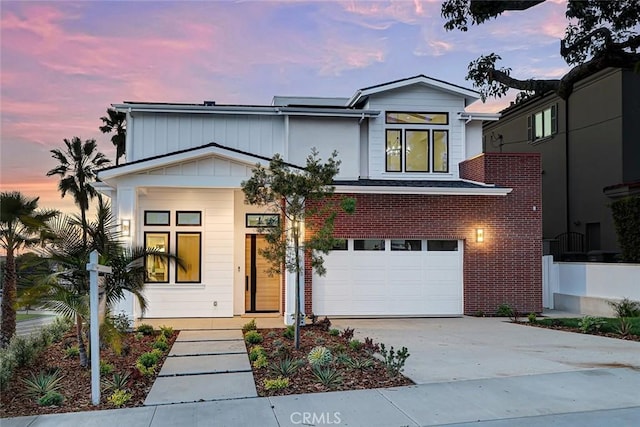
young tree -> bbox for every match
[0,192,57,347]
[99,108,127,166]
[242,149,354,349]
[441,0,640,100]
[46,137,110,247]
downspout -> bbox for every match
[565,99,570,234]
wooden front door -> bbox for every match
[245,234,280,313]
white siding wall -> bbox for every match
[130,113,285,162]
[288,117,360,179]
[366,85,467,179]
[137,188,234,318]
[465,121,483,159]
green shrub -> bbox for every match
[610,196,640,263]
[349,339,363,351]
[159,325,174,339]
[100,361,114,376]
[269,357,303,377]
[379,344,410,377]
[110,313,132,334]
[617,317,633,337]
[283,325,294,340]
[312,366,343,388]
[345,356,374,370]
[0,351,17,391]
[107,389,132,407]
[46,317,72,342]
[328,328,340,336]
[263,376,289,391]
[136,324,155,336]
[496,303,514,317]
[244,330,263,344]
[528,313,537,324]
[241,319,257,334]
[266,330,277,339]
[102,372,130,393]
[253,354,269,369]
[578,316,605,333]
[608,298,640,318]
[153,340,169,352]
[38,390,64,406]
[10,335,39,366]
[136,349,162,374]
[307,346,332,367]
[21,369,64,399]
[249,345,267,362]
[65,345,80,359]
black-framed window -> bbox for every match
[391,239,422,251]
[145,232,169,282]
[177,211,201,226]
[405,130,429,172]
[433,130,449,173]
[331,239,348,251]
[176,232,201,283]
[528,104,557,141]
[145,211,170,226]
[385,129,402,172]
[386,112,448,125]
[354,239,385,251]
[427,240,458,251]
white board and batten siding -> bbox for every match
[130,113,285,163]
[365,85,467,180]
[137,188,234,318]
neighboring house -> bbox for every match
[483,67,640,259]
[96,75,542,323]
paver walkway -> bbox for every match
[144,329,256,405]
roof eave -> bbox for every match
[334,186,512,196]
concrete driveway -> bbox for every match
[331,316,640,385]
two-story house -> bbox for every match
[483,67,640,259]
[96,75,542,324]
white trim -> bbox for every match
[334,185,512,196]
[458,112,501,121]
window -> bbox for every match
[385,111,449,173]
[331,239,348,250]
[528,104,557,141]
[145,211,170,226]
[427,240,458,251]
[177,211,201,226]
[145,232,169,282]
[176,232,201,283]
[354,239,385,251]
[391,239,422,251]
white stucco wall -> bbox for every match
[557,262,640,300]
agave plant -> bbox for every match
[269,357,304,377]
[307,346,332,367]
[21,369,64,399]
[101,371,130,393]
[311,366,343,388]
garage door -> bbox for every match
[312,239,462,316]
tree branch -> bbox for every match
[488,68,560,95]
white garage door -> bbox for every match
[313,239,463,316]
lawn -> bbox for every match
[16,313,50,322]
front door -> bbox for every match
[245,234,280,313]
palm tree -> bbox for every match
[99,108,126,165]
[0,192,58,347]
[46,137,110,247]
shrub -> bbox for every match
[269,357,303,377]
[0,351,17,391]
[65,345,80,359]
[38,390,64,407]
[283,325,295,340]
[349,339,363,351]
[241,319,257,334]
[496,303,514,317]
[528,313,537,324]
[363,337,380,354]
[578,316,606,334]
[153,335,169,352]
[617,317,633,337]
[46,317,72,342]
[110,313,132,334]
[253,354,269,369]
[312,366,343,388]
[378,344,410,377]
[307,346,332,367]
[100,361,114,376]
[244,330,263,344]
[610,196,640,263]
[266,330,278,339]
[10,335,39,366]
[249,345,267,362]
[608,298,640,318]
[340,327,354,341]
[159,325,174,339]
[21,369,64,399]
[136,324,155,336]
[345,356,374,370]
[107,389,132,407]
[329,328,340,336]
[102,372,130,393]
[134,332,145,340]
[136,349,163,375]
[263,376,289,391]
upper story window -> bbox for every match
[528,104,557,142]
[385,112,449,173]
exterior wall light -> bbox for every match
[476,228,484,243]
[121,219,131,237]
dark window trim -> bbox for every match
[390,239,423,251]
[353,239,386,251]
[331,239,348,251]
[427,240,459,251]
[432,129,449,173]
[528,104,557,142]
[385,129,403,172]
[176,210,202,226]
[144,210,170,226]
[144,231,170,283]
[385,111,449,125]
[405,129,430,173]
[175,231,202,283]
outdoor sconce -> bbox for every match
[121,219,131,237]
[476,228,484,243]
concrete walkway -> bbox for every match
[144,329,256,405]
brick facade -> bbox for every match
[304,153,542,315]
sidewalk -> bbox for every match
[4,368,639,426]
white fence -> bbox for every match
[542,256,640,315]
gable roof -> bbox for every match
[347,74,480,108]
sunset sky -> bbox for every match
[0,0,570,215]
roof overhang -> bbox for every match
[458,112,501,123]
[334,185,512,196]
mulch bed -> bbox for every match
[1,330,177,418]
[523,322,640,342]
[247,323,414,397]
